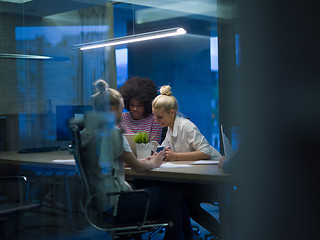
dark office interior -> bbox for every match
[1,0,319,239]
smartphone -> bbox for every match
[156,146,165,152]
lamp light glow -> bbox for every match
[74,27,187,51]
[0,53,52,60]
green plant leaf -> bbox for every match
[133,131,150,143]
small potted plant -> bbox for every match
[134,131,152,159]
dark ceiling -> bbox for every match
[0,0,221,37]
[1,0,102,17]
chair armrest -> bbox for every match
[0,176,28,183]
[0,176,31,203]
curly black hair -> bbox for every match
[119,76,158,117]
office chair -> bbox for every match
[70,125,170,240]
[0,176,41,240]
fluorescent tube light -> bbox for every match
[1,0,33,3]
[0,53,52,60]
[74,27,187,51]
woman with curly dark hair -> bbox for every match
[119,76,162,143]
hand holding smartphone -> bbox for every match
[155,146,165,152]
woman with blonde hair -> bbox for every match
[152,85,222,238]
[152,85,221,161]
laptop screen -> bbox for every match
[220,125,235,159]
[124,134,137,157]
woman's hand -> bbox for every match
[149,151,164,168]
[164,147,177,161]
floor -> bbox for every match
[9,203,219,240]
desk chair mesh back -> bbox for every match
[70,125,170,238]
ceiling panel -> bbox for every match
[0,0,100,17]
[0,0,228,20]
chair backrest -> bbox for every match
[70,125,90,197]
[71,125,117,229]
[71,124,114,229]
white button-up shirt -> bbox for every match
[161,116,221,160]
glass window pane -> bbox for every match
[0,1,229,239]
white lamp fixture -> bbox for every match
[74,27,187,51]
[0,0,52,60]
[0,53,52,60]
[0,0,33,3]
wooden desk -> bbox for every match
[0,150,73,163]
[125,161,233,185]
[0,150,75,171]
[0,151,232,184]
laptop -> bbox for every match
[124,134,137,157]
[220,125,235,159]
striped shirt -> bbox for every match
[119,112,162,143]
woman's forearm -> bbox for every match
[122,151,161,172]
[174,151,210,161]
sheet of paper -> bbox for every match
[191,160,219,165]
[52,159,75,163]
[156,162,194,169]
